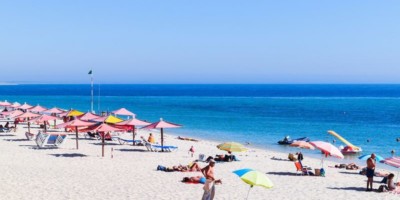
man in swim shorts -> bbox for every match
[366,153,376,191]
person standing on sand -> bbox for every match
[201,160,221,200]
[366,153,376,191]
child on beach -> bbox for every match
[189,146,195,157]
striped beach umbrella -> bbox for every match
[217,142,247,152]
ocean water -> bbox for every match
[1,84,400,161]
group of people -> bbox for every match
[366,153,399,193]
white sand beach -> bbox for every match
[0,123,398,200]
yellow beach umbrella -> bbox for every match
[217,142,247,152]
[104,115,124,124]
[233,168,273,199]
[67,109,84,117]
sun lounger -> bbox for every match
[142,139,177,152]
[35,132,68,148]
[116,137,142,145]
[295,161,313,176]
[0,127,10,133]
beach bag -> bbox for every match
[378,185,388,192]
[203,179,214,192]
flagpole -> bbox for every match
[90,70,94,113]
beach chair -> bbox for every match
[35,132,68,148]
[152,145,178,152]
[25,132,35,140]
[116,137,142,145]
[84,132,100,140]
[0,127,10,133]
[295,161,312,176]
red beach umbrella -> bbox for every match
[111,108,136,117]
[18,103,33,110]
[56,119,96,149]
[15,111,41,119]
[29,114,59,132]
[310,141,344,159]
[142,118,181,152]
[29,105,48,113]
[44,107,65,114]
[88,123,125,157]
[79,112,100,121]
[0,100,12,107]
[116,118,151,145]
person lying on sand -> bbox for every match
[157,162,202,172]
[205,154,239,162]
[182,176,222,184]
[334,163,359,170]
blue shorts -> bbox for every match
[366,168,374,178]
[199,177,206,184]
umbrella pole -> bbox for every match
[75,126,79,149]
[161,128,164,152]
[132,125,135,146]
[44,122,47,132]
[102,132,105,157]
[246,186,252,200]
[53,119,56,128]
[28,122,30,133]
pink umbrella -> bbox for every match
[310,141,344,159]
[5,110,23,118]
[44,107,65,114]
[290,141,315,150]
[381,157,400,182]
[116,118,151,145]
[111,108,136,117]
[91,116,107,122]
[88,123,125,157]
[15,112,41,119]
[142,118,182,152]
[18,103,33,110]
[29,114,59,132]
[381,157,400,168]
[56,119,96,149]
[79,112,100,121]
[29,105,48,113]
[10,102,21,108]
[0,100,12,107]
[310,141,344,167]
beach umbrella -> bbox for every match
[29,105,48,113]
[92,115,124,124]
[29,114,59,132]
[116,117,151,145]
[0,100,12,107]
[358,154,384,162]
[310,141,344,167]
[79,112,100,121]
[6,110,24,118]
[141,118,181,152]
[43,107,65,114]
[233,168,273,200]
[111,108,136,117]
[381,157,400,182]
[66,109,84,117]
[217,142,248,152]
[15,111,41,119]
[56,119,95,149]
[10,102,21,108]
[88,123,125,157]
[18,103,33,110]
[290,141,315,150]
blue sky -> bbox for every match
[0,1,399,84]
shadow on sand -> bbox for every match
[339,171,360,175]
[327,187,370,192]
[117,148,147,152]
[4,138,28,142]
[0,134,15,137]
[266,172,296,176]
[49,153,88,158]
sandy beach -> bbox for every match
[0,122,397,200]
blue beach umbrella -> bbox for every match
[233,168,273,200]
[358,154,384,162]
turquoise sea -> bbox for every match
[0,84,399,161]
